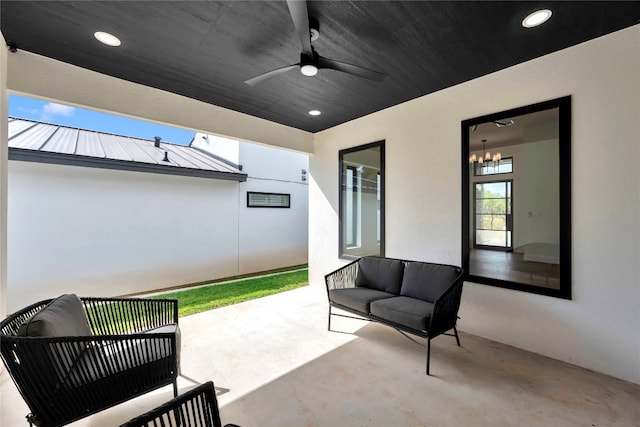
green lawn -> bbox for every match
[151,268,309,317]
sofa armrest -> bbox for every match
[82,297,179,335]
[428,268,464,338]
[62,332,179,388]
[120,381,235,427]
[325,260,359,296]
[2,331,179,401]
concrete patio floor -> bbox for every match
[1,284,639,426]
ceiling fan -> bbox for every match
[244,0,388,86]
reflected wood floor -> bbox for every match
[470,248,560,289]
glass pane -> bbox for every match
[248,192,290,207]
[477,230,508,246]
[476,214,506,231]
[474,157,513,176]
[340,142,384,258]
[473,180,512,249]
[477,182,506,197]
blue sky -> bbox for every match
[9,95,195,146]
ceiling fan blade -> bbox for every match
[244,64,299,86]
[317,56,388,81]
[286,0,313,57]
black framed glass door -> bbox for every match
[474,180,512,250]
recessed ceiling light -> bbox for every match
[309,110,321,116]
[522,9,552,28]
[94,31,121,47]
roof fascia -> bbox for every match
[9,148,248,182]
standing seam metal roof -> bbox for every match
[8,118,247,181]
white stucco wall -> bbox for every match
[238,142,309,274]
[516,138,559,247]
[190,134,309,274]
[191,134,240,166]
[6,139,309,312]
[0,33,8,320]
[7,161,241,313]
[310,25,640,384]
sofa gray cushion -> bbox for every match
[18,294,91,337]
[400,262,459,303]
[63,325,180,388]
[355,257,405,294]
[370,296,434,332]
[146,324,181,370]
[329,288,395,314]
[17,294,92,384]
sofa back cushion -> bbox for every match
[16,294,92,385]
[400,262,459,303]
[18,294,91,337]
[355,257,405,294]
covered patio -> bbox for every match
[1,5,640,426]
[2,285,638,426]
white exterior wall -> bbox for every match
[7,161,240,313]
[238,142,308,274]
[6,137,308,312]
[0,33,8,320]
[191,134,309,274]
[310,26,640,384]
[191,134,240,166]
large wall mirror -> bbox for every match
[461,97,571,299]
[339,141,385,259]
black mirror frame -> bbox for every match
[461,96,572,299]
[338,140,385,260]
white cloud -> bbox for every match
[41,102,76,121]
[17,106,40,116]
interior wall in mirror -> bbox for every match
[461,97,571,299]
[339,141,385,259]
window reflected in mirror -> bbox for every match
[462,97,571,299]
[339,141,385,259]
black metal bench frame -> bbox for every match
[325,258,464,375]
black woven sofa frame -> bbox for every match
[325,256,464,375]
[121,381,240,427]
[1,295,181,426]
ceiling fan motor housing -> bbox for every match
[300,50,319,66]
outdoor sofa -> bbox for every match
[325,256,464,374]
[0,294,181,426]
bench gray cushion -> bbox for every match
[329,288,395,314]
[370,296,434,332]
[355,257,405,294]
[400,262,459,303]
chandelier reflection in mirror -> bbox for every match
[469,138,502,164]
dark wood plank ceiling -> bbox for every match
[1,1,638,133]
